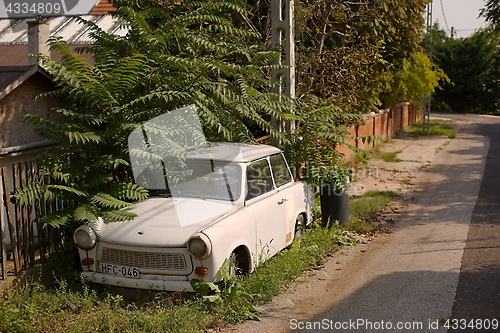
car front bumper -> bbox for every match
[81,272,195,292]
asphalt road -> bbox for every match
[305,113,500,333]
[297,113,500,333]
[220,113,500,333]
[447,114,500,332]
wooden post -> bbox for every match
[423,2,432,135]
[1,168,20,275]
[13,163,25,268]
[35,161,46,262]
[27,161,35,265]
[372,114,376,148]
[0,169,7,279]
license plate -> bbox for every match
[98,262,140,279]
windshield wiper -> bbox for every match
[148,189,172,197]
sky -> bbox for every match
[430,0,489,38]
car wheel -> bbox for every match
[294,214,305,241]
[228,252,238,279]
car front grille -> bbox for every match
[101,247,188,271]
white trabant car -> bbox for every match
[73,142,312,292]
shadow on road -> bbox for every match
[291,269,499,333]
[450,121,500,329]
[289,117,500,333]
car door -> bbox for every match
[245,158,287,263]
[269,153,296,245]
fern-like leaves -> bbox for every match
[20,0,297,229]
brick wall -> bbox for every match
[338,103,422,161]
[0,73,62,148]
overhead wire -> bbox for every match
[453,28,481,38]
[439,0,451,33]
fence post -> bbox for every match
[27,161,35,265]
[34,160,46,262]
[0,170,7,279]
[13,163,26,269]
[1,168,20,275]
[372,113,376,147]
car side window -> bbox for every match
[246,159,274,200]
[270,153,292,187]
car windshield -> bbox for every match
[169,160,241,201]
[128,105,245,203]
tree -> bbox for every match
[16,0,445,228]
[428,27,500,113]
[223,0,437,113]
[15,0,297,228]
[236,0,442,187]
[481,0,500,29]
[244,0,431,112]
[381,52,448,109]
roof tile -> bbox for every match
[89,0,118,14]
[0,65,35,96]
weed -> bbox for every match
[405,119,456,138]
[346,190,399,233]
[347,218,376,233]
[378,151,402,162]
[367,144,402,163]
[190,259,262,321]
[350,190,398,217]
[46,239,81,285]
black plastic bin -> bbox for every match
[320,183,350,226]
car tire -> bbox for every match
[228,252,238,279]
[294,214,305,241]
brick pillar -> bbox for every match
[399,102,410,128]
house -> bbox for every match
[0,0,120,159]
[0,9,121,66]
[0,65,61,162]
[0,1,119,277]
[0,19,63,165]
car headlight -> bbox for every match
[187,233,212,260]
[73,225,97,250]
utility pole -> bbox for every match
[423,1,433,135]
[271,0,295,146]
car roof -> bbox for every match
[187,142,282,163]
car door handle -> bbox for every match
[278,198,286,205]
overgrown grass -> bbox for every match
[0,280,215,333]
[0,189,399,332]
[246,222,355,302]
[350,190,399,217]
[0,223,355,333]
[346,190,399,233]
[405,119,456,138]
